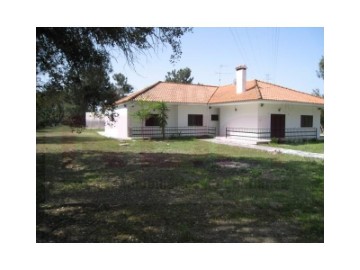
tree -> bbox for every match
[165,67,194,84]
[62,65,119,129]
[317,56,324,80]
[312,88,323,98]
[132,101,154,138]
[312,88,324,130]
[314,56,324,132]
[37,28,192,82]
[36,27,192,127]
[36,88,65,128]
[112,73,133,98]
[154,102,169,139]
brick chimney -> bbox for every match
[236,65,247,94]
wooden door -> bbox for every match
[271,114,285,138]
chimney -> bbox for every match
[235,65,247,94]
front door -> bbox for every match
[271,114,285,138]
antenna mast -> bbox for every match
[215,65,231,85]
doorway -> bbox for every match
[271,114,285,138]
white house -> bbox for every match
[104,65,324,141]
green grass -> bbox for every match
[269,140,324,153]
[37,125,324,242]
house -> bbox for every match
[104,65,324,141]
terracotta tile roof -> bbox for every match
[208,81,260,104]
[209,80,324,105]
[115,81,162,105]
[256,80,324,104]
[115,80,324,105]
[116,81,218,104]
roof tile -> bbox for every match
[115,80,324,105]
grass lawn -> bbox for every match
[269,140,324,153]
[36,126,324,242]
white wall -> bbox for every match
[103,101,322,139]
[217,102,321,138]
[219,103,259,136]
[104,107,128,139]
[85,112,105,129]
[177,105,219,134]
[258,102,322,138]
[177,105,219,126]
[127,103,178,127]
[208,107,220,131]
[166,104,178,127]
[178,104,207,127]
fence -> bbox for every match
[129,126,216,138]
[226,127,318,140]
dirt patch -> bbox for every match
[129,153,183,168]
[216,161,251,169]
[193,160,205,167]
[104,154,126,168]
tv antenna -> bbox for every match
[265,73,272,82]
[215,65,231,85]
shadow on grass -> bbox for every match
[37,148,324,243]
[36,135,109,145]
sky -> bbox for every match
[110,27,324,95]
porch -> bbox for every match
[225,127,318,143]
[129,126,216,138]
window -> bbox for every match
[211,114,219,121]
[301,115,313,127]
[188,114,203,126]
[145,114,159,126]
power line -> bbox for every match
[245,27,260,73]
[234,28,250,65]
[274,28,280,84]
[228,28,247,64]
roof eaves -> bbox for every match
[256,79,324,101]
[260,99,324,106]
[115,81,162,105]
[209,99,260,105]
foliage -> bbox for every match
[132,101,169,139]
[113,73,134,98]
[165,67,194,84]
[313,56,324,129]
[36,88,65,128]
[63,66,119,129]
[37,27,192,85]
[132,101,154,138]
[317,56,324,80]
[311,88,323,98]
[311,89,324,129]
[36,27,192,127]
[154,102,169,139]
[37,65,120,129]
